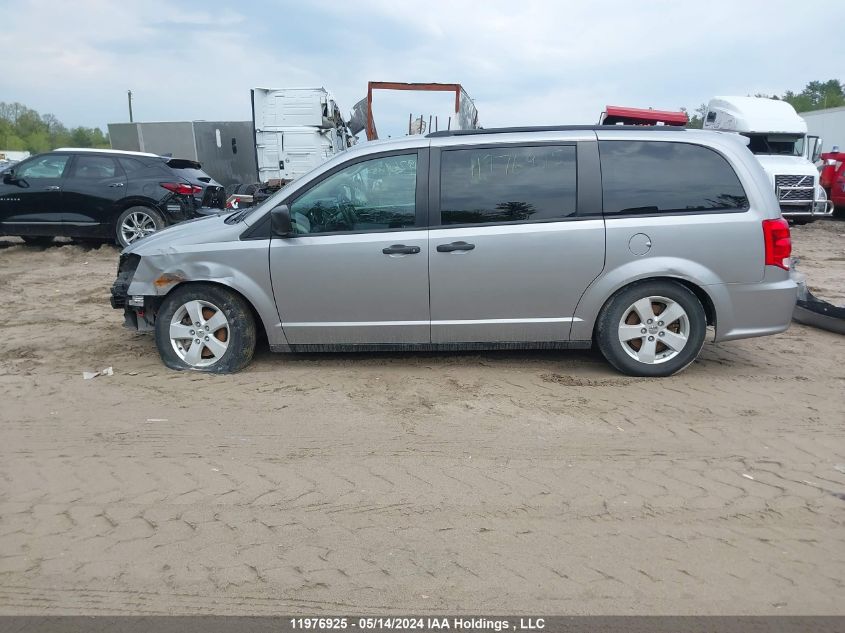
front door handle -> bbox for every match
[108,182,125,188]
[436,241,475,252]
[382,244,421,255]
[44,185,61,191]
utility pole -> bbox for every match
[127,90,134,122]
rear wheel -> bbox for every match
[155,283,256,373]
[596,280,707,377]
[116,206,165,248]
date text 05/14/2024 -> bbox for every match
[289,617,546,631]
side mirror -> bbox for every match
[2,170,15,184]
[270,204,294,237]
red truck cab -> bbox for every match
[820,149,845,214]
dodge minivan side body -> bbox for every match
[111,126,797,376]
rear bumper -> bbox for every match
[162,191,224,222]
[711,271,797,342]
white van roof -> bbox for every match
[703,96,807,135]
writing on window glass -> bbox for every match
[440,145,577,225]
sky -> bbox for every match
[3,0,844,138]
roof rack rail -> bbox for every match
[427,124,688,138]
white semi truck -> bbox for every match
[222,88,357,208]
[251,87,355,186]
[703,96,832,223]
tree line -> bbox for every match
[684,79,844,128]
[0,102,109,154]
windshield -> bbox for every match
[743,133,805,156]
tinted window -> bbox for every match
[439,145,577,225]
[73,155,117,179]
[118,157,147,173]
[16,155,70,179]
[168,166,212,183]
[599,141,748,215]
[290,154,417,234]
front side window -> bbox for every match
[16,155,70,180]
[289,153,417,235]
[439,145,577,225]
[73,155,118,179]
[600,141,749,216]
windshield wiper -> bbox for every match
[224,208,253,224]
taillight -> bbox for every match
[762,218,791,270]
[160,182,202,196]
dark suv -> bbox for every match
[0,148,225,247]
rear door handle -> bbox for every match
[382,244,421,255]
[436,241,475,252]
[44,186,61,191]
[108,182,125,188]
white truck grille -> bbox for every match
[775,174,814,202]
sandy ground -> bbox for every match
[0,220,843,616]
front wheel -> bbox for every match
[155,283,256,373]
[596,280,707,377]
[116,206,165,248]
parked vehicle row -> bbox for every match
[111,125,798,377]
[0,148,225,247]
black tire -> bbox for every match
[115,206,166,248]
[833,204,844,220]
[596,280,707,377]
[155,283,256,373]
[20,236,55,246]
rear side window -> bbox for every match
[169,166,212,183]
[599,141,748,216]
[118,157,147,173]
[439,145,577,225]
[73,155,117,179]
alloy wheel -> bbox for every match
[618,295,689,364]
[169,300,230,368]
[120,211,157,244]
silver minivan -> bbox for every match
[110,126,797,377]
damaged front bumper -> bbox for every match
[110,253,156,331]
